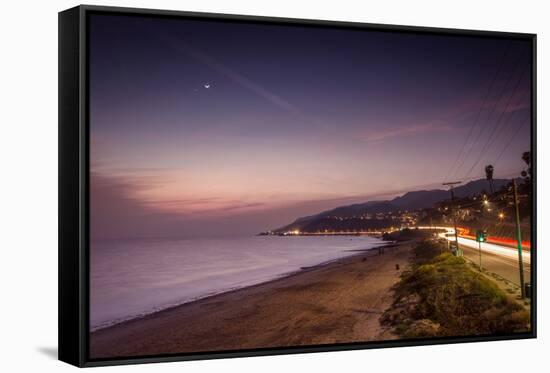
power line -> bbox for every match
[458,168,523,184]
[473,67,529,164]
[443,42,511,183]
[484,89,530,159]
[461,61,529,180]
[493,116,530,166]
[437,175,523,211]
[451,48,526,180]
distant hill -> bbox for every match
[390,190,449,210]
[272,178,511,233]
[450,178,510,198]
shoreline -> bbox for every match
[90,240,412,359]
[90,241,395,332]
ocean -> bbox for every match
[90,235,386,331]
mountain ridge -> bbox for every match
[272,178,511,233]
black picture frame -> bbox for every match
[59,4,537,367]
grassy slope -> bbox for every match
[381,240,530,338]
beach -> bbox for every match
[90,241,412,358]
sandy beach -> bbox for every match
[90,241,412,359]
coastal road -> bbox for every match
[417,226,531,286]
[460,243,531,286]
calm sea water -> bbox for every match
[90,235,385,330]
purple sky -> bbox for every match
[89,14,531,239]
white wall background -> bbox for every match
[0,0,547,371]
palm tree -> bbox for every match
[522,151,531,167]
[521,151,532,183]
[485,164,494,194]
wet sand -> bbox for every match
[90,241,412,358]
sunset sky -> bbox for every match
[89,14,531,239]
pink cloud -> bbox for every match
[90,170,445,240]
[357,121,451,143]
[142,198,267,216]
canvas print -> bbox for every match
[88,13,533,359]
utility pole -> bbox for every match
[443,181,462,256]
[512,179,525,298]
